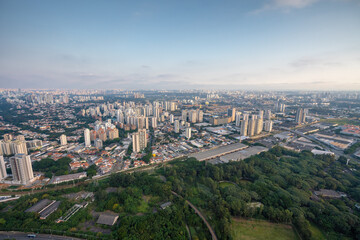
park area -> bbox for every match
[231,218,300,240]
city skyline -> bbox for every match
[0,0,359,90]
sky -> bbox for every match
[0,0,359,90]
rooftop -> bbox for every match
[190,143,248,161]
[96,213,119,226]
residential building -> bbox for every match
[60,134,67,146]
[10,154,34,185]
[84,129,91,147]
[0,156,7,180]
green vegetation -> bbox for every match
[344,141,360,154]
[309,223,326,240]
[321,118,360,126]
[1,146,360,239]
[33,157,72,177]
[86,165,97,178]
[230,218,299,240]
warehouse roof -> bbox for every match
[190,143,248,161]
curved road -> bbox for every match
[171,191,218,240]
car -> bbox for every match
[27,234,36,238]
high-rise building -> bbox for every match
[60,134,67,145]
[295,108,306,124]
[150,117,157,128]
[170,114,174,124]
[10,154,34,185]
[181,110,188,121]
[12,141,27,155]
[108,128,119,140]
[265,110,272,120]
[186,126,192,139]
[170,102,177,111]
[240,120,248,136]
[98,128,107,142]
[248,115,257,137]
[84,129,91,147]
[132,129,147,153]
[255,117,264,135]
[0,156,7,181]
[1,141,12,156]
[189,110,197,123]
[264,120,273,132]
[258,110,264,119]
[95,139,103,149]
[235,112,242,126]
[197,110,204,123]
[174,120,180,133]
[3,134,13,142]
[228,108,236,122]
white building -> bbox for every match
[84,129,91,147]
[264,120,273,132]
[10,154,34,185]
[0,156,7,181]
[60,134,67,146]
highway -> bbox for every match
[280,126,359,164]
[0,231,83,240]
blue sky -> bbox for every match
[0,0,359,90]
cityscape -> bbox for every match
[0,0,360,240]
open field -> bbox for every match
[231,218,300,240]
[219,181,235,188]
[309,223,325,240]
[321,118,360,126]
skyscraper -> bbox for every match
[12,140,27,154]
[95,139,103,149]
[255,117,264,135]
[84,129,91,147]
[264,120,273,132]
[228,108,236,122]
[132,129,147,153]
[240,120,248,136]
[174,120,180,133]
[197,110,204,122]
[189,110,197,123]
[0,156,7,181]
[265,109,272,120]
[60,134,67,145]
[235,112,242,127]
[170,114,174,124]
[186,126,192,139]
[181,110,188,121]
[295,108,307,124]
[248,115,257,136]
[10,154,34,185]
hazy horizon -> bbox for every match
[1,0,359,90]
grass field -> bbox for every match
[309,223,326,240]
[321,118,360,126]
[231,218,300,240]
[219,182,235,188]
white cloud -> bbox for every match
[272,0,320,8]
[252,0,321,13]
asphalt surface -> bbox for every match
[0,232,83,240]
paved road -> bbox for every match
[280,126,360,164]
[0,231,83,240]
[171,191,218,240]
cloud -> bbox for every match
[291,57,341,68]
[253,0,320,13]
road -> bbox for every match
[0,231,83,240]
[171,191,218,240]
[280,126,359,164]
